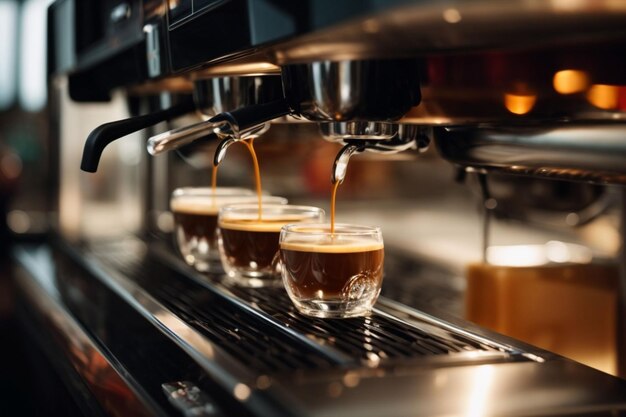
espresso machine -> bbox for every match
[11,1,626,416]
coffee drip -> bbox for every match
[213,137,264,220]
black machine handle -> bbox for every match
[147,98,291,156]
[81,98,195,172]
[210,99,292,166]
[210,99,291,133]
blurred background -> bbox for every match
[0,1,56,414]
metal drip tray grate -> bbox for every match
[224,286,501,364]
[102,253,337,373]
[90,240,516,376]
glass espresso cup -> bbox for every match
[218,204,325,287]
[171,187,286,272]
[279,223,384,318]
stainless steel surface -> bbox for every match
[16,239,626,417]
[272,360,626,417]
[321,122,430,152]
[147,118,223,155]
[326,122,431,183]
[95,238,515,366]
[243,1,626,64]
[435,124,626,185]
[178,3,626,125]
[281,59,421,122]
[161,381,224,417]
[192,76,283,120]
[332,144,365,184]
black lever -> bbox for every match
[210,99,292,166]
[146,99,291,157]
[210,99,291,134]
[81,98,195,172]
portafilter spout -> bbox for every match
[332,143,367,184]
[328,122,432,183]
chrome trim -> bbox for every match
[435,124,626,185]
[162,381,224,417]
[374,299,526,357]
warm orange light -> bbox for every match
[504,93,537,115]
[587,84,619,110]
[553,70,589,94]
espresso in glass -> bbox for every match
[218,204,325,287]
[170,187,285,272]
[280,223,384,318]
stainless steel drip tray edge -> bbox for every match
[374,299,554,362]
[82,237,540,370]
[144,241,354,366]
[75,238,626,416]
[59,239,294,417]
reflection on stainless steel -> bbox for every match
[332,144,364,184]
[192,62,280,78]
[14,246,156,417]
[15,235,626,416]
[147,118,221,155]
[326,123,430,183]
[193,75,283,119]
[321,122,430,153]
[435,123,626,185]
[162,381,223,417]
[282,59,421,122]
[266,1,626,65]
[320,121,397,141]
[274,359,626,417]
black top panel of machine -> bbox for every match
[48,0,415,101]
[48,0,149,101]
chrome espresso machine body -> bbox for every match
[13,1,626,416]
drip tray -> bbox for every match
[87,238,527,375]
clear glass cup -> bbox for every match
[279,223,384,318]
[218,204,325,287]
[170,187,286,272]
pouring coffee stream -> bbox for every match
[330,143,366,234]
[213,135,265,220]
